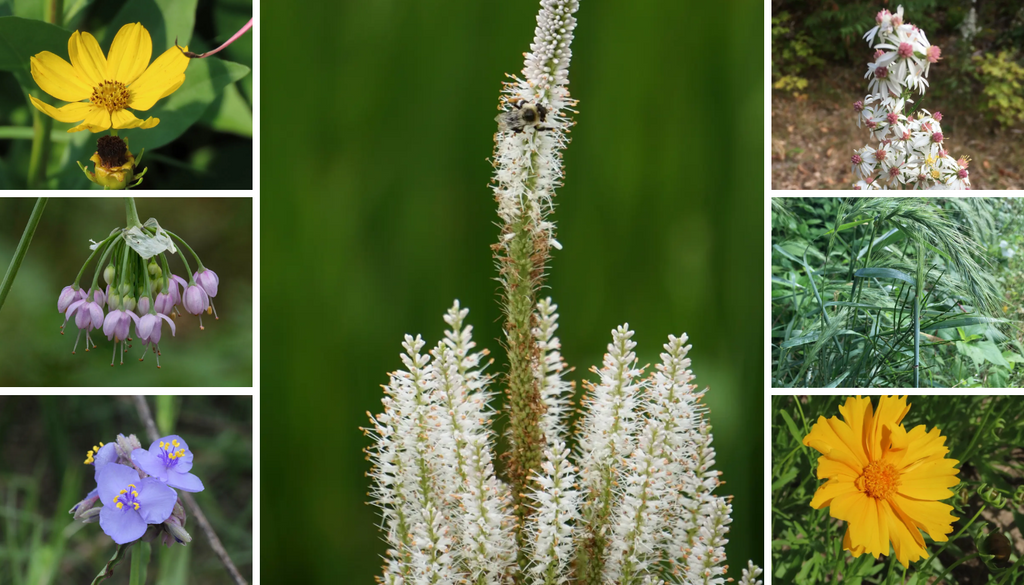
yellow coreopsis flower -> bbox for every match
[29,23,189,133]
[802,395,960,568]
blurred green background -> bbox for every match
[262,0,763,581]
[0,0,253,189]
[0,198,253,386]
[0,395,252,584]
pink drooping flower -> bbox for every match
[137,312,176,368]
[58,285,85,314]
[103,308,141,366]
[182,284,210,330]
[65,291,106,354]
[193,269,219,298]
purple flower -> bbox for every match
[182,285,208,316]
[137,312,176,368]
[58,285,85,314]
[65,291,106,354]
[137,296,152,315]
[103,309,140,343]
[97,463,177,544]
[193,269,219,298]
[132,435,204,493]
[169,274,188,306]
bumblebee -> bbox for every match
[495,99,550,133]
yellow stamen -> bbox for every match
[90,80,131,112]
[116,502,123,509]
[855,460,901,500]
[132,491,138,497]
[133,502,139,510]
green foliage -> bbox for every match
[772,198,1022,388]
[771,11,822,95]
[974,51,1024,127]
[772,395,1024,584]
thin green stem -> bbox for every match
[124,198,142,229]
[26,112,54,188]
[72,231,121,288]
[91,542,134,585]
[0,198,47,315]
[165,230,204,274]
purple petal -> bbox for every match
[155,435,193,472]
[96,463,142,506]
[92,442,118,480]
[159,313,176,336]
[66,299,85,323]
[99,504,147,544]
[166,470,204,493]
[131,448,168,482]
[103,310,120,339]
[88,302,105,330]
[136,478,178,524]
[138,314,156,340]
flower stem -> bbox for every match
[124,197,142,229]
[91,542,134,585]
[0,197,47,316]
[26,111,53,189]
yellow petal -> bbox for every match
[816,454,862,481]
[882,498,928,568]
[139,116,159,129]
[809,476,858,509]
[69,107,112,133]
[891,494,957,541]
[111,109,145,130]
[30,52,92,102]
[129,45,189,111]
[106,23,152,85]
[29,96,95,123]
[69,31,107,86]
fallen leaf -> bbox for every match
[826,147,834,157]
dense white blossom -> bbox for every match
[852,6,970,190]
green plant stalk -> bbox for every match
[125,198,143,229]
[26,112,54,189]
[92,543,134,585]
[129,541,151,585]
[0,198,47,316]
[913,241,924,388]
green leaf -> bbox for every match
[102,0,198,51]
[0,16,71,87]
[854,267,916,287]
[922,317,1003,331]
[778,409,802,445]
[129,541,151,585]
[771,466,798,491]
[200,80,252,137]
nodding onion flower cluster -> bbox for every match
[70,433,204,546]
[852,6,970,190]
[59,219,219,368]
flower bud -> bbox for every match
[77,506,102,524]
[78,136,142,190]
[103,264,116,285]
[148,259,162,278]
[137,296,152,315]
[119,283,131,296]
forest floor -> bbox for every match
[771,69,1024,190]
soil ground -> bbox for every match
[771,69,1024,190]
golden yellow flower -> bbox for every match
[802,396,960,568]
[29,23,189,133]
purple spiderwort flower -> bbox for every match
[65,289,106,354]
[70,441,118,519]
[132,435,204,493]
[137,312,176,368]
[96,463,177,544]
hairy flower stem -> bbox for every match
[501,214,548,575]
[0,197,47,315]
[91,542,133,585]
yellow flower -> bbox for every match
[29,23,189,133]
[802,396,960,568]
